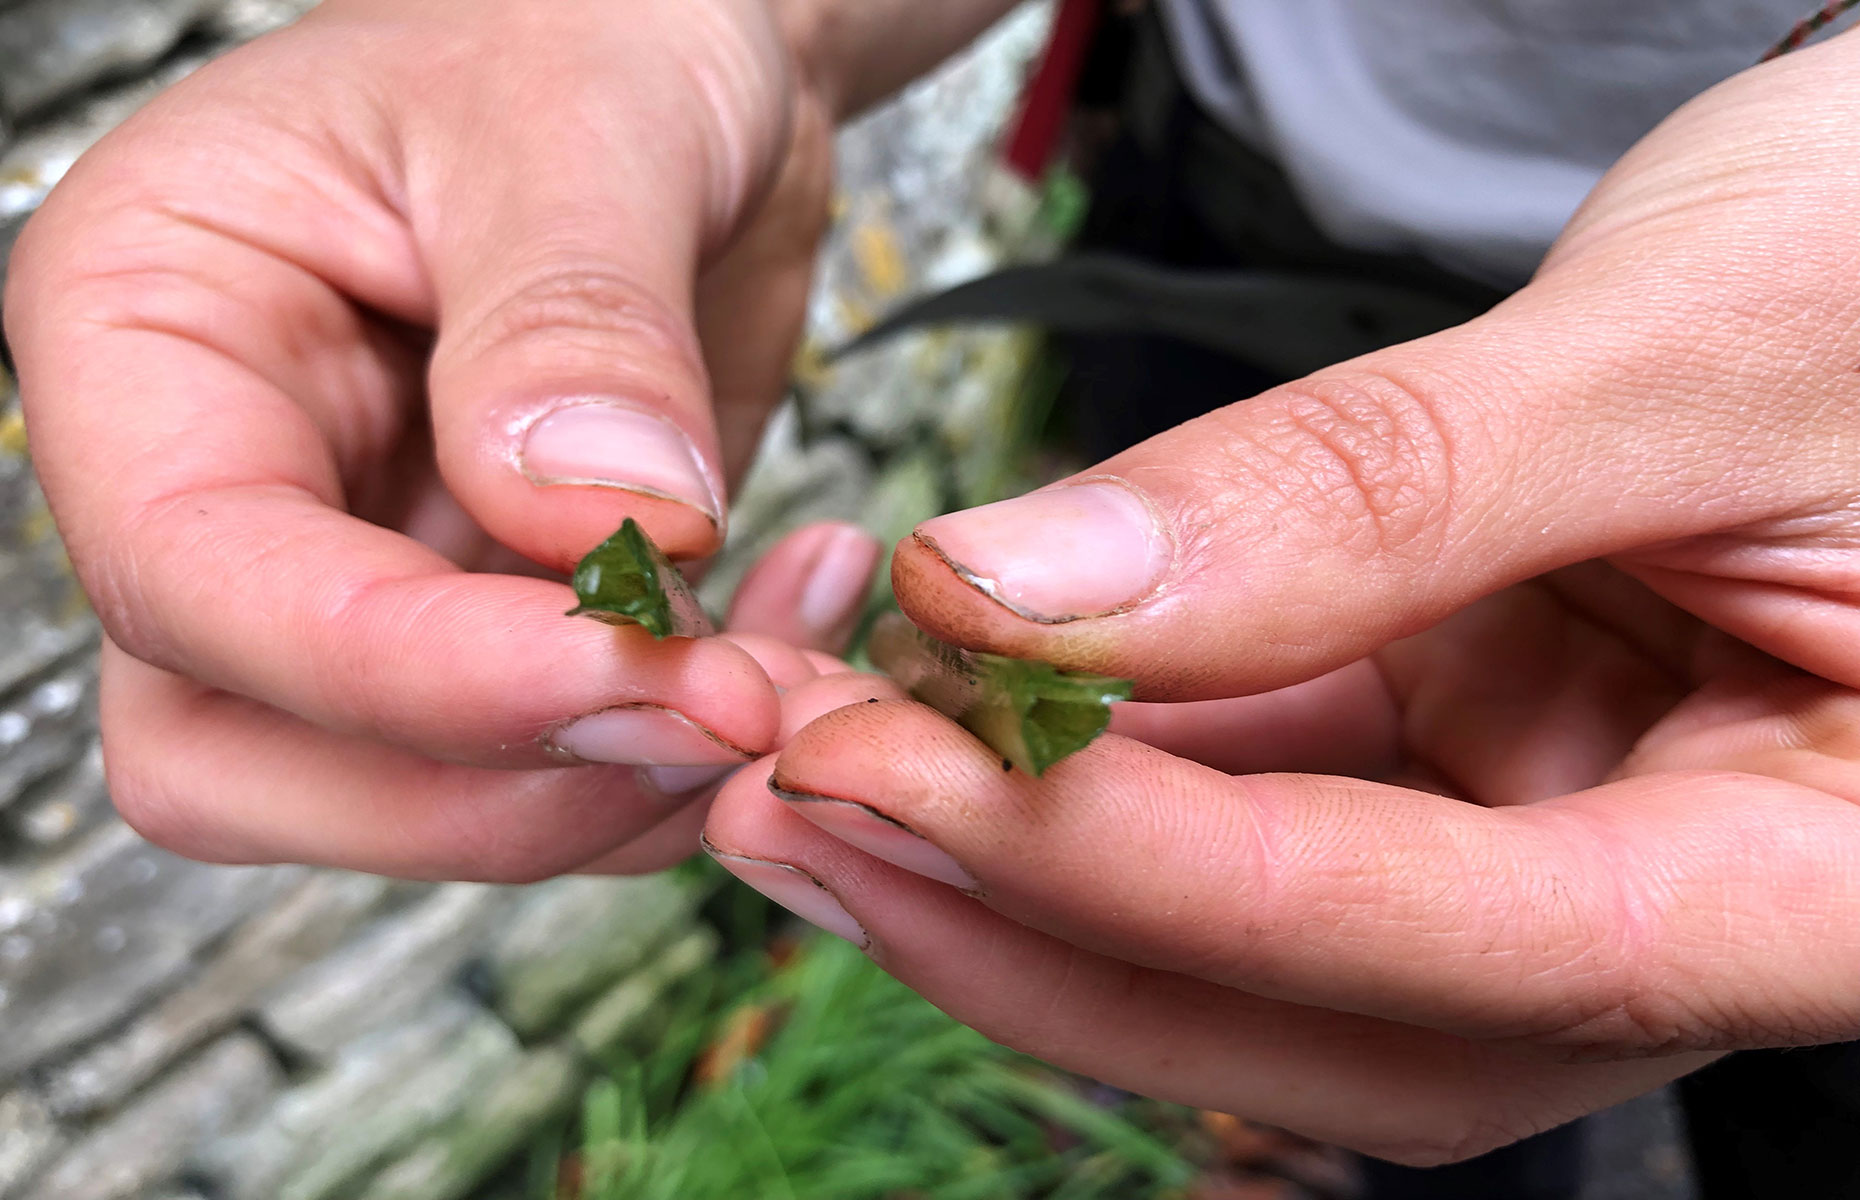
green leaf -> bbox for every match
[567,519,713,640]
[867,613,1133,776]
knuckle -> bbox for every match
[444,263,706,383]
[1526,954,1726,1059]
[1246,370,1464,564]
[1516,805,1845,1060]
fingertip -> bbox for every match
[716,630,820,690]
[795,523,882,642]
[729,521,883,653]
[802,650,853,676]
[772,698,977,799]
[776,673,909,744]
[704,759,804,860]
[551,631,786,765]
[512,397,726,563]
[890,533,1050,661]
[438,383,729,571]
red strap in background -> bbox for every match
[1001,0,1104,182]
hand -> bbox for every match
[704,32,1860,1163]
[6,0,859,880]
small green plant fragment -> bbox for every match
[868,613,1133,776]
[567,519,713,640]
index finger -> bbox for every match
[8,137,779,768]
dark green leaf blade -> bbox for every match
[567,519,714,640]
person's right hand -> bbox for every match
[4,0,860,880]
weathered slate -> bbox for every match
[23,1034,281,1200]
[255,884,505,1061]
[0,824,302,1086]
[4,738,109,849]
[206,0,320,41]
[197,996,522,1200]
[0,655,97,814]
[0,1087,62,1199]
[571,926,720,1058]
[478,874,709,1039]
[0,396,96,728]
[355,1046,584,1200]
[44,873,396,1117]
[0,0,221,118]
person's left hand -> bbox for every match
[703,30,1860,1165]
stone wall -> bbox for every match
[0,4,1053,1199]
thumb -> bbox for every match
[893,266,1857,699]
[419,6,794,566]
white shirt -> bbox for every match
[1158,0,1825,285]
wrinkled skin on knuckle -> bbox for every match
[1519,786,1860,1059]
[668,0,797,232]
[440,262,711,388]
[1171,372,1464,586]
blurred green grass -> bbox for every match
[530,871,1199,1200]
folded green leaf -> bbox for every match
[567,519,714,640]
[867,613,1133,777]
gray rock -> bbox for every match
[23,1033,281,1200]
[44,872,395,1117]
[355,1046,583,1200]
[0,52,211,277]
[256,884,505,1060]
[0,393,96,717]
[0,0,221,119]
[0,823,301,1086]
[479,874,707,1039]
[0,654,98,814]
[570,926,719,1058]
[198,995,522,1200]
[205,0,319,42]
[4,738,109,849]
[0,1088,62,1199]
[1581,1089,1697,1200]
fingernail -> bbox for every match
[797,526,879,638]
[914,481,1169,623]
[705,846,868,947]
[522,400,720,520]
[774,785,978,891]
[551,705,746,766]
[642,763,739,798]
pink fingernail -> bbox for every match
[522,400,720,520]
[797,525,880,638]
[914,481,1169,623]
[775,788,978,891]
[551,706,746,767]
[642,763,739,798]
[707,849,868,947]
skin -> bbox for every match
[4,0,1005,880]
[15,0,1860,1168]
[703,21,1860,1168]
